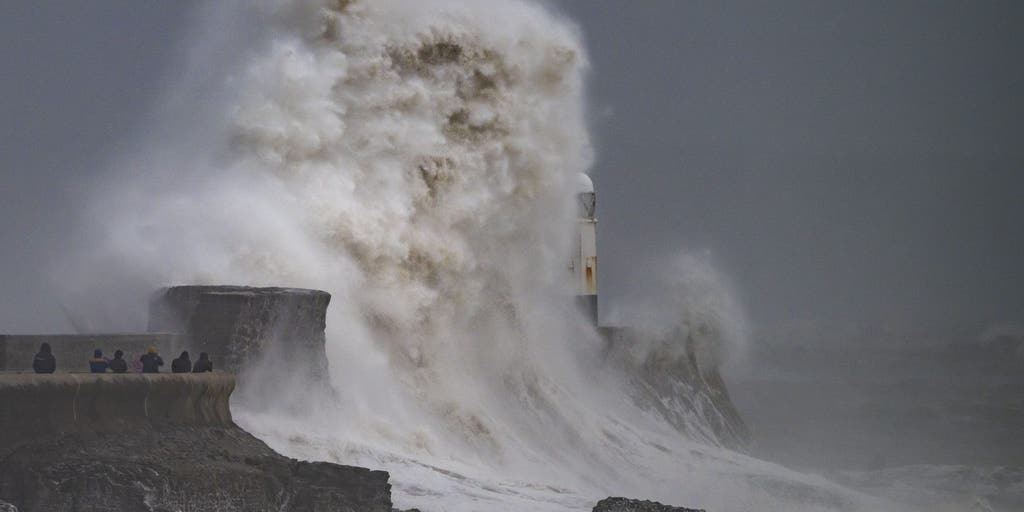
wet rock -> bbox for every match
[0,428,391,512]
[0,373,391,512]
[600,326,750,450]
[593,496,706,512]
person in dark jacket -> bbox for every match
[89,349,110,373]
[171,351,191,373]
[108,350,128,373]
[32,342,56,374]
[191,352,213,373]
[140,346,164,373]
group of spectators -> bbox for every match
[31,343,213,374]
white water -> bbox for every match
[72,1,901,510]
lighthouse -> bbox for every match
[572,173,598,324]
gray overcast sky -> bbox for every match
[2,1,1022,336]
[558,0,1024,333]
[0,1,197,331]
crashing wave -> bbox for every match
[72,1,893,510]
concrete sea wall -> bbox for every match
[0,287,385,512]
[0,373,233,451]
[148,286,330,377]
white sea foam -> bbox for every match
[72,1,902,510]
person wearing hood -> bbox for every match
[192,352,213,373]
[108,350,129,374]
[171,351,191,373]
[89,349,110,373]
[32,343,56,374]
[140,346,164,373]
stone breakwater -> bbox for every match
[0,373,392,512]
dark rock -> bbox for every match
[600,327,750,450]
[593,497,706,512]
[0,428,391,512]
[0,373,391,512]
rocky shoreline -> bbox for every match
[0,373,391,511]
[594,497,705,512]
[1,426,391,511]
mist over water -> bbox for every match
[35,1,1011,511]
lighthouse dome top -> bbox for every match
[575,173,594,194]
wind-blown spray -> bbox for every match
[72,1,889,510]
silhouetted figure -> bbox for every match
[108,350,128,374]
[171,351,191,373]
[32,343,56,374]
[89,349,110,373]
[140,346,164,373]
[192,352,213,373]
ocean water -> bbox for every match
[68,1,1015,510]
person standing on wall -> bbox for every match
[108,350,129,373]
[89,349,110,373]
[171,351,191,373]
[32,343,56,374]
[192,352,213,373]
[140,346,164,373]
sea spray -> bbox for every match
[601,252,752,449]
[220,0,603,482]
[69,1,889,510]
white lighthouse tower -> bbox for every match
[572,173,598,324]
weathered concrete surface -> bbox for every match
[148,286,330,378]
[0,373,392,512]
[0,373,234,450]
[0,334,184,372]
[593,497,705,512]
